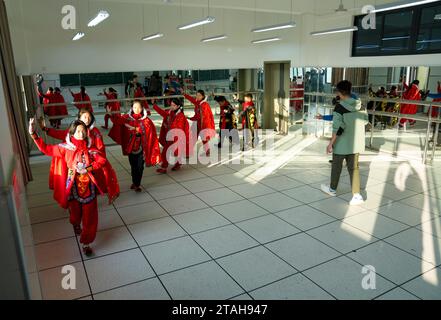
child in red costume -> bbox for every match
[38,87,68,129]
[183,90,215,156]
[153,98,190,174]
[29,118,106,256]
[109,100,161,192]
[99,88,121,129]
[69,86,93,113]
[400,77,421,128]
[236,93,259,151]
[40,109,120,205]
[134,83,151,116]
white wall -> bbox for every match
[6,0,441,75]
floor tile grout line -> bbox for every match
[73,234,95,300]
[154,168,259,300]
[371,285,422,300]
[111,205,175,301]
[90,275,166,299]
[30,144,441,300]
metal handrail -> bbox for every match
[34,91,264,109]
[303,92,440,163]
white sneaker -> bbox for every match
[321,184,337,197]
[349,193,364,206]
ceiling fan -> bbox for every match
[335,0,348,12]
[314,0,359,17]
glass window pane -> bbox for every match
[381,11,413,52]
[353,16,383,55]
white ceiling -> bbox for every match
[5,0,435,74]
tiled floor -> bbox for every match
[26,123,441,300]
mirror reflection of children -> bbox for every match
[213,95,238,148]
[184,90,215,157]
[153,98,190,174]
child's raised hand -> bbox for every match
[28,117,36,135]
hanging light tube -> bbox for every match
[142,33,164,41]
[310,26,358,36]
[252,37,281,44]
[201,34,228,42]
[87,10,110,27]
[72,32,85,41]
[178,16,215,30]
[251,21,296,33]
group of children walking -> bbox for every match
[29,88,259,256]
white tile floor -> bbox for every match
[26,127,441,300]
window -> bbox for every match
[381,11,413,52]
[417,4,441,52]
[352,3,441,56]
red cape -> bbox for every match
[72,92,93,113]
[153,104,190,157]
[184,94,215,141]
[108,110,161,166]
[401,83,421,115]
[104,92,121,113]
[51,93,68,117]
[32,135,106,209]
[45,125,120,204]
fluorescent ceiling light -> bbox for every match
[252,37,281,44]
[178,16,215,30]
[201,35,228,43]
[87,10,110,27]
[382,36,410,41]
[72,32,85,41]
[371,0,440,13]
[142,33,164,41]
[251,22,296,33]
[310,26,358,36]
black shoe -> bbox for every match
[82,246,93,257]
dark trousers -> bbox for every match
[219,128,239,146]
[330,153,360,195]
[128,152,144,187]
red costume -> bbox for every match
[153,104,190,169]
[52,92,69,118]
[31,133,106,245]
[103,92,121,129]
[400,82,421,125]
[290,80,304,113]
[241,101,259,129]
[134,87,151,115]
[108,109,161,166]
[38,91,67,128]
[71,92,93,113]
[38,90,53,116]
[44,124,120,205]
[184,94,215,154]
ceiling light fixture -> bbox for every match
[178,16,215,30]
[87,10,110,27]
[252,37,281,44]
[142,33,164,41]
[310,26,358,36]
[201,34,228,42]
[371,0,440,13]
[251,22,296,33]
[72,32,85,41]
